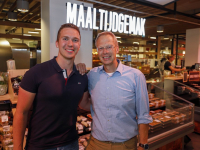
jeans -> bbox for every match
[45,139,79,150]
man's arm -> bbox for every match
[138,124,149,150]
[13,87,35,150]
[79,91,90,111]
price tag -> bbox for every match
[1,115,8,122]
[3,125,10,131]
[0,76,4,81]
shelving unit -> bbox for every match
[7,69,28,104]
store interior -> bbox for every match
[0,0,200,150]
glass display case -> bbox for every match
[164,79,200,132]
[147,82,194,150]
[78,82,194,150]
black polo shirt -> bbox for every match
[164,61,172,71]
[20,57,88,150]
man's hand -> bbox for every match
[76,63,87,75]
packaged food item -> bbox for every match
[149,119,162,132]
[81,121,89,128]
[149,119,161,127]
[0,115,9,126]
[80,116,87,122]
[172,115,180,124]
[76,123,83,134]
[148,93,154,99]
[154,100,161,108]
[159,116,172,128]
[149,102,155,108]
[149,111,155,116]
[179,113,186,122]
[160,99,166,107]
[77,116,82,122]
[87,114,92,120]
[154,109,163,113]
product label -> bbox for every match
[1,115,8,122]
[0,76,4,81]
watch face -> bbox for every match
[144,144,149,149]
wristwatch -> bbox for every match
[139,143,149,150]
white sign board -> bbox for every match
[66,2,146,36]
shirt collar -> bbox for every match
[51,56,78,74]
[98,59,123,75]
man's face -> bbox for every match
[170,56,175,62]
[96,34,119,66]
[56,28,81,60]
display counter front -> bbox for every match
[147,83,194,150]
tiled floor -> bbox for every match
[184,132,200,150]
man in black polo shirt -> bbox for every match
[13,23,89,150]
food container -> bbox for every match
[159,116,172,128]
[160,99,166,107]
[149,119,162,132]
[148,93,154,99]
[172,115,181,124]
[149,102,155,108]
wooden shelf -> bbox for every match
[178,47,185,50]
[117,57,125,59]
[115,34,157,41]
[92,60,101,63]
[119,43,157,48]
[118,51,157,55]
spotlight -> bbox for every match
[17,0,29,12]
[157,25,164,33]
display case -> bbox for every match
[164,78,200,134]
[147,82,194,150]
[78,82,194,150]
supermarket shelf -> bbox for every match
[119,51,157,55]
[119,43,157,48]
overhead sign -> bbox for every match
[66,2,146,36]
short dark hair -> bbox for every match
[56,23,80,41]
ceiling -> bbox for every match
[0,0,200,45]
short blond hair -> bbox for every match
[95,31,118,48]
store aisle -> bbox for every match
[184,132,200,150]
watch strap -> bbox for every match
[139,143,149,149]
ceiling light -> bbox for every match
[0,41,9,46]
[8,12,17,21]
[28,31,39,34]
[183,51,185,54]
[117,40,122,43]
[23,34,31,36]
[146,0,176,5]
[17,0,29,12]
[150,36,156,39]
[157,25,164,33]
[35,28,41,30]
[12,38,20,40]
[153,43,156,45]
[116,36,121,38]
[164,35,169,40]
[133,42,139,45]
